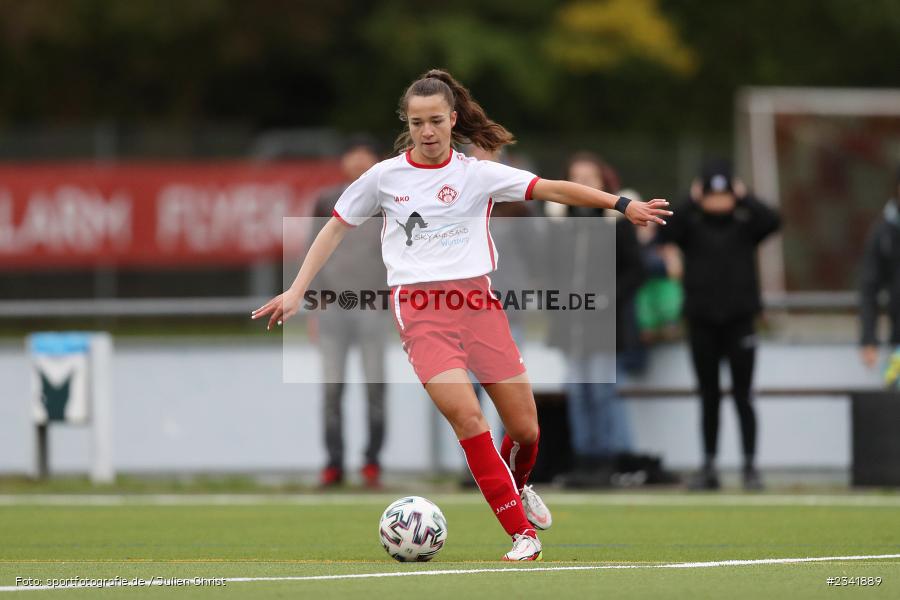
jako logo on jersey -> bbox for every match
[436,184,458,206]
[495,499,517,515]
[397,212,429,246]
[394,195,409,203]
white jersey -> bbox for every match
[333,149,539,286]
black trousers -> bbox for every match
[687,316,757,462]
[319,312,387,469]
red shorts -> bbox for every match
[390,275,526,385]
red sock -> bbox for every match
[500,429,540,493]
[460,431,535,538]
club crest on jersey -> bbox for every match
[436,184,458,206]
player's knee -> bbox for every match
[454,413,489,439]
[508,421,539,445]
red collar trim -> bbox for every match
[405,148,453,169]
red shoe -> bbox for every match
[320,466,343,488]
[361,463,381,489]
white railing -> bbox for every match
[0,291,863,318]
[0,297,269,317]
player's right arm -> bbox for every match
[253,161,383,331]
[252,216,352,330]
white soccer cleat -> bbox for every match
[502,533,542,561]
[520,485,552,530]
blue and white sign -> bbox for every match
[27,332,114,483]
[30,333,92,424]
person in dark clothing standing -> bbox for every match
[311,136,389,488]
[546,153,646,486]
[860,166,900,379]
[656,159,780,490]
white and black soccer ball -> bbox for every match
[378,496,447,562]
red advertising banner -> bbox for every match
[0,161,343,269]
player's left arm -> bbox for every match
[531,179,671,227]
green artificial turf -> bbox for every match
[1,493,898,598]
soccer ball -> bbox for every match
[378,496,447,562]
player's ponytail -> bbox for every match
[395,68,515,153]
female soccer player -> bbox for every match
[252,69,671,561]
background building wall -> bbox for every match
[0,340,879,476]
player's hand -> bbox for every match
[251,288,303,331]
[861,345,879,369]
[625,199,672,227]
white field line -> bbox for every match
[1,554,899,592]
[1,493,900,507]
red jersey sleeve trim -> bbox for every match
[332,208,357,227]
[485,198,496,270]
[525,176,540,201]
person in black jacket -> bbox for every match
[860,166,900,372]
[656,159,780,490]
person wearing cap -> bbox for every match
[311,135,389,488]
[656,159,780,490]
[859,166,900,379]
